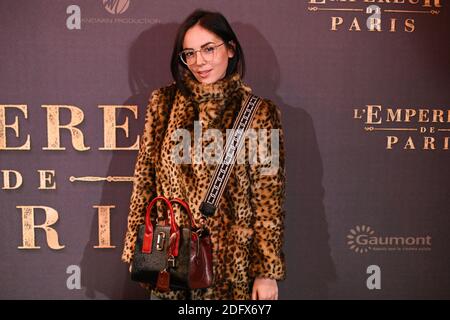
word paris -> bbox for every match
[309,0,442,32]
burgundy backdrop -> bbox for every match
[1,0,449,299]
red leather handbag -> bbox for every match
[171,198,214,289]
[131,195,213,291]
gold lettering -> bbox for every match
[386,108,402,122]
[405,19,415,33]
[390,18,397,32]
[93,205,116,248]
[405,109,417,122]
[353,109,364,119]
[423,137,435,150]
[386,136,398,149]
[41,105,90,151]
[364,0,435,4]
[17,206,65,250]
[1,170,23,189]
[404,136,416,149]
[349,17,361,31]
[366,105,382,124]
[98,105,139,150]
[0,105,31,150]
[432,109,444,122]
[365,0,399,3]
[368,18,382,32]
[331,17,344,31]
[423,0,441,8]
[38,170,56,189]
[418,109,430,122]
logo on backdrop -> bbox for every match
[103,0,130,15]
[65,1,160,30]
[307,0,442,32]
[347,225,432,253]
[353,105,450,150]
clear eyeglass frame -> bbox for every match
[179,42,225,66]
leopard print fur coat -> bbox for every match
[121,71,286,299]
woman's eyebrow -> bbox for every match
[183,41,215,50]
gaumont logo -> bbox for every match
[347,225,432,253]
[307,0,442,33]
[102,0,130,15]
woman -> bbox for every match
[121,9,286,300]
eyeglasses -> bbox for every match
[179,42,225,66]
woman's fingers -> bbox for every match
[252,278,278,300]
[252,285,258,300]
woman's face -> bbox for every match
[182,24,235,84]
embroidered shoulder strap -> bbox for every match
[199,94,263,217]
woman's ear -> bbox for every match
[227,40,236,58]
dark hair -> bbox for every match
[170,9,246,97]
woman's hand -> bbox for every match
[251,277,278,300]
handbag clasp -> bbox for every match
[156,232,166,251]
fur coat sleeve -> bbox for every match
[247,99,287,281]
[120,86,172,264]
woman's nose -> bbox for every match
[195,51,206,65]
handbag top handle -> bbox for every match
[170,198,198,229]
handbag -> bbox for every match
[130,93,263,292]
[131,195,213,291]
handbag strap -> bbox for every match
[199,94,263,218]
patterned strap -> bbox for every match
[199,94,263,217]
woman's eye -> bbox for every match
[185,51,194,57]
[204,46,215,53]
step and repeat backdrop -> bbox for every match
[1,0,449,299]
